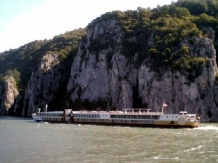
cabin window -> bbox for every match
[153,115,158,119]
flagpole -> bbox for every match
[161,101,168,113]
[161,101,165,113]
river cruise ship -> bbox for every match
[32,108,200,128]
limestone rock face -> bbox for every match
[0,17,215,122]
[68,20,218,121]
[0,77,19,115]
[138,34,218,121]
[67,19,137,109]
[22,53,63,117]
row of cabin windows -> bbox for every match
[111,115,159,119]
[73,114,100,118]
[161,115,178,118]
[75,118,111,122]
[74,118,153,124]
[73,114,159,120]
[42,117,62,121]
[40,113,63,117]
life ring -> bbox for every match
[178,115,186,125]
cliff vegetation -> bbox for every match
[1,0,218,121]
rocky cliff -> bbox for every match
[0,29,85,117]
[67,19,138,109]
[1,7,218,122]
[67,18,218,121]
[22,53,64,117]
[0,77,19,115]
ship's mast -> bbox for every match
[45,104,48,112]
[161,101,167,113]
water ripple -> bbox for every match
[0,118,218,163]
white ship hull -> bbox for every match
[32,109,200,128]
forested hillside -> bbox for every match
[89,0,218,82]
[2,0,218,92]
[0,28,86,90]
[1,0,218,121]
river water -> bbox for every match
[0,117,218,163]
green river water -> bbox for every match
[0,116,218,163]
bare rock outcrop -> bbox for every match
[0,77,19,115]
[22,53,63,117]
[68,19,137,109]
[67,19,218,121]
[1,17,213,122]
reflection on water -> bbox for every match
[0,117,218,163]
[194,126,218,130]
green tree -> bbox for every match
[4,69,21,84]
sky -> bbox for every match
[0,0,175,53]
